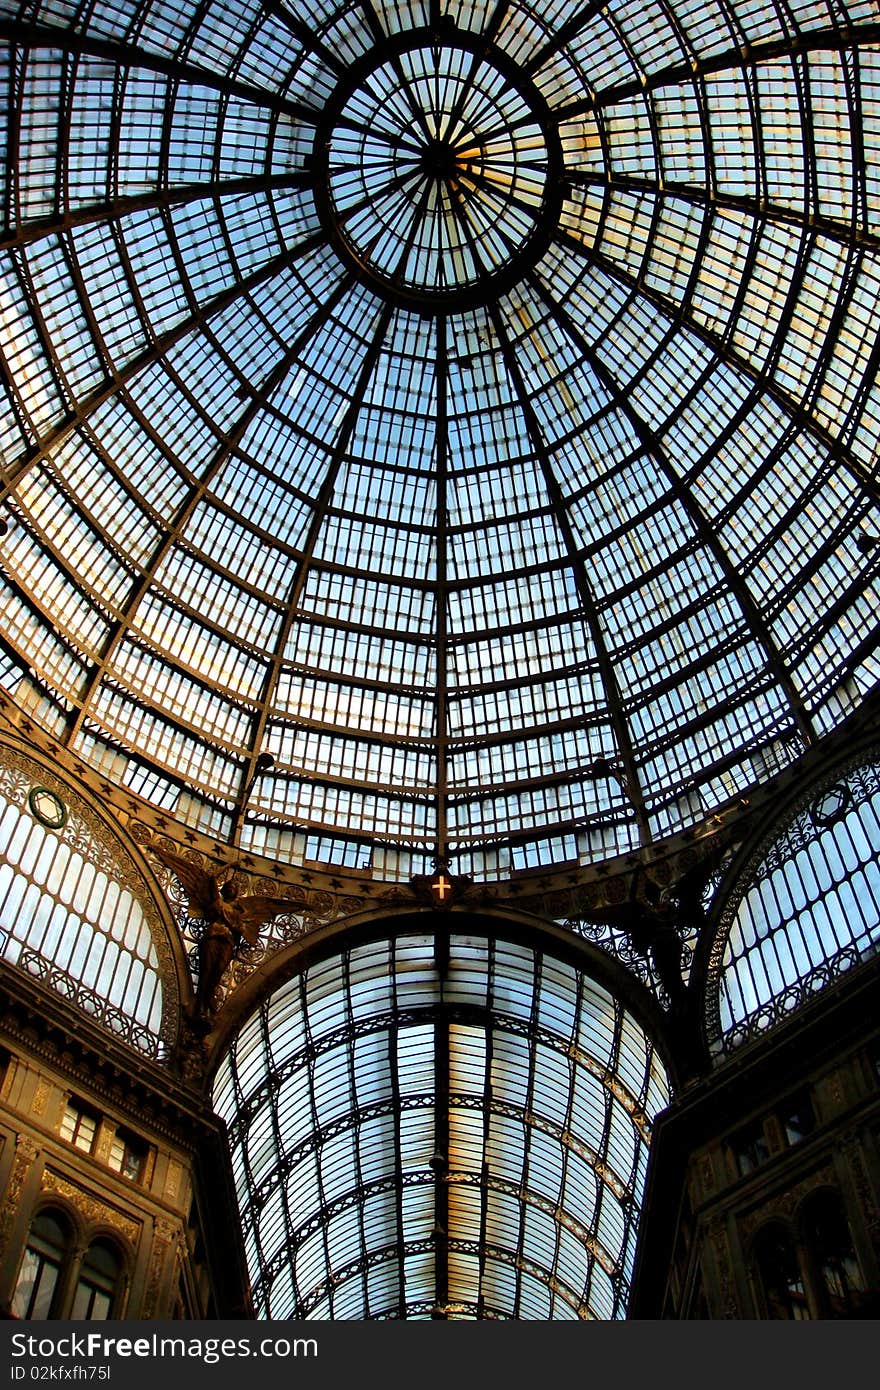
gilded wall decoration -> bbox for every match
[841,1136,880,1245]
[31,1077,51,1119]
[0,1135,39,1249]
[142,1219,179,1319]
[40,1170,140,1245]
[146,838,365,1010]
[706,1215,738,1318]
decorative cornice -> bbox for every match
[40,1169,141,1245]
[9,688,873,904]
[0,962,222,1149]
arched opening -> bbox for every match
[754,1225,810,1321]
[11,1209,71,1320]
[213,927,670,1319]
[71,1239,124,1321]
[0,745,179,1057]
[801,1191,872,1320]
[708,756,880,1057]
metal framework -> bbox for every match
[705,750,880,1055]
[0,0,877,887]
[310,26,566,310]
[213,932,670,1320]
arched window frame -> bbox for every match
[704,750,880,1059]
[11,1202,131,1321]
[11,1207,73,1320]
[798,1188,873,1320]
[0,740,186,1058]
[749,1188,878,1320]
[751,1221,811,1321]
[69,1233,129,1321]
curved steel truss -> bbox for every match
[213,932,670,1320]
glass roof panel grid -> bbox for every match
[815,266,880,459]
[19,241,105,400]
[0,745,168,1054]
[15,51,63,224]
[213,932,669,1319]
[709,758,880,1056]
[184,0,265,69]
[2,1,879,871]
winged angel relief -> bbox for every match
[150,844,294,1029]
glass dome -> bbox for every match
[0,0,878,886]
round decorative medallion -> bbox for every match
[27,786,68,830]
[313,28,564,310]
[810,783,853,828]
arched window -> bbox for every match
[11,1211,128,1320]
[754,1226,810,1320]
[0,748,170,1057]
[11,1210,70,1319]
[70,1240,123,1321]
[802,1192,869,1319]
[708,758,880,1056]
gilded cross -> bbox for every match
[433,873,452,902]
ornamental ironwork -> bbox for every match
[706,753,880,1057]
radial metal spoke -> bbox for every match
[262,0,350,78]
[0,18,323,122]
[564,171,880,255]
[1,170,317,250]
[0,2,876,901]
[525,267,819,750]
[554,225,880,509]
[555,20,880,119]
[63,272,358,755]
[485,296,652,843]
[520,0,610,78]
[232,294,398,843]
[331,114,425,155]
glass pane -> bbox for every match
[0,0,876,880]
[214,933,669,1320]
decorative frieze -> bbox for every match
[40,1170,140,1246]
[31,1077,51,1118]
[142,1218,180,1319]
[705,1215,738,1318]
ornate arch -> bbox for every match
[701,738,880,1059]
[0,731,189,1057]
[209,909,674,1320]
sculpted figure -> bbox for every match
[151,845,292,1026]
